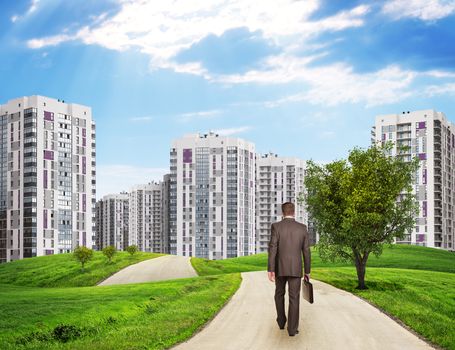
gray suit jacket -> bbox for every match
[267,217,311,277]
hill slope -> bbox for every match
[191,244,455,276]
[0,251,163,287]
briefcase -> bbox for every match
[302,280,314,304]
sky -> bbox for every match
[1,0,454,198]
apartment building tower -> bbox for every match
[0,95,96,263]
[129,182,166,253]
[162,174,171,254]
[169,131,256,259]
[372,110,455,250]
[95,192,129,250]
[255,152,306,253]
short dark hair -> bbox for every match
[282,202,295,216]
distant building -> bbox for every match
[255,152,306,253]
[169,131,256,259]
[162,174,171,254]
[0,96,96,263]
[95,193,129,250]
[129,182,166,253]
[372,110,455,251]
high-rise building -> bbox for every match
[162,174,171,254]
[255,152,306,253]
[372,110,455,251]
[169,131,256,259]
[95,192,129,250]
[129,181,166,253]
[0,95,96,263]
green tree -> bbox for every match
[126,245,138,256]
[73,246,94,272]
[302,142,419,289]
[102,245,117,263]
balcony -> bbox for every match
[396,132,412,140]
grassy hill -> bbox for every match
[1,245,453,349]
[0,274,241,350]
[191,244,455,350]
[191,244,455,276]
[0,252,241,349]
[0,251,164,287]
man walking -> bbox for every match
[267,202,311,336]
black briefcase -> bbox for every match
[302,280,314,304]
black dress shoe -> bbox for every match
[288,330,299,336]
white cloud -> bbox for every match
[129,116,153,122]
[424,83,455,96]
[224,56,416,107]
[213,126,251,136]
[28,34,74,49]
[382,0,455,21]
[11,0,40,23]
[96,164,168,198]
[178,109,222,122]
[27,0,369,74]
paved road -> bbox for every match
[173,271,433,350]
[98,255,197,286]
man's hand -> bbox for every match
[268,271,275,282]
[304,274,310,282]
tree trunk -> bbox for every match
[354,251,369,290]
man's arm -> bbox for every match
[267,223,279,282]
[302,225,311,279]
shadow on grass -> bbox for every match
[326,278,405,292]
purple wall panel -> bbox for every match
[382,134,386,141]
[82,193,86,212]
[82,137,86,147]
[183,148,192,163]
[44,209,48,229]
[45,250,54,255]
[422,169,427,184]
[44,169,48,189]
[82,156,86,174]
[416,234,425,243]
[417,121,426,129]
[423,201,427,217]
[44,150,54,160]
[418,153,426,160]
[44,111,54,121]
[82,128,86,137]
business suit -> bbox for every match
[267,216,311,335]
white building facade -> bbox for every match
[0,95,96,263]
[129,182,166,253]
[95,193,129,251]
[169,131,256,259]
[255,152,306,253]
[373,110,455,251]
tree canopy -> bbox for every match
[302,142,419,289]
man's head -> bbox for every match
[281,202,295,217]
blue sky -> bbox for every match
[1,0,455,198]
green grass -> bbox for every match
[0,273,242,350]
[191,244,455,276]
[191,244,455,350]
[0,251,164,287]
[312,267,455,350]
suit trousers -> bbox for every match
[274,275,302,334]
